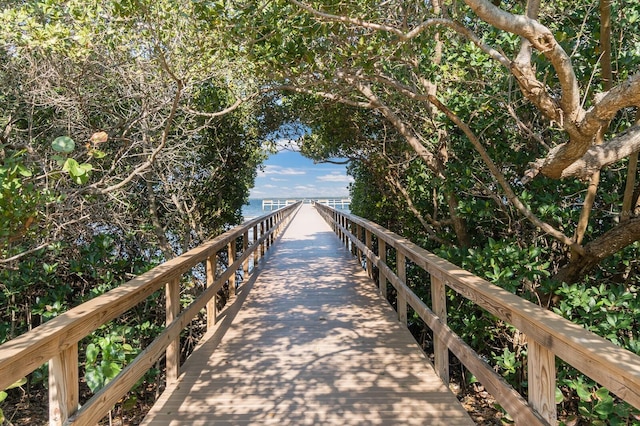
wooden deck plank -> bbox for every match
[142,204,473,425]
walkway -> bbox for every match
[142,204,474,425]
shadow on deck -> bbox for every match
[141,205,473,425]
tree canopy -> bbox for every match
[1,0,640,422]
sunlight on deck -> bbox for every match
[142,205,473,425]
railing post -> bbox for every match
[260,221,265,257]
[166,277,180,385]
[272,216,276,242]
[431,275,449,383]
[344,217,349,248]
[49,343,79,425]
[351,223,358,257]
[206,254,217,328]
[365,229,373,279]
[228,239,237,297]
[378,238,387,299]
[253,224,259,266]
[528,339,557,423]
[356,224,363,265]
[397,251,407,326]
[243,230,249,278]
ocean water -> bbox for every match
[241,198,350,220]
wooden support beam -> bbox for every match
[344,217,349,248]
[243,230,249,278]
[228,240,237,297]
[49,343,79,426]
[206,254,217,329]
[356,224,362,265]
[431,275,449,383]
[253,225,259,266]
[528,338,557,424]
[397,251,407,326]
[365,230,373,279]
[165,278,180,385]
[378,239,387,299]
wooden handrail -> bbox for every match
[0,202,300,425]
[314,202,640,425]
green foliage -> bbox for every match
[85,329,139,393]
[557,374,640,425]
[552,281,640,349]
[0,149,44,255]
[492,347,521,382]
[438,240,551,296]
[51,136,76,153]
[0,377,27,423]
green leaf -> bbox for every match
[0,390,7,403]
[594,398,614,418]
[555,387,564,403]
[51,154,67,166]
[89,149,107,159]
[575,382,592,401]
[63,158,92,183]
[62,158,80,174]
[17,165,32,177]
[85,366,104,393]
[5,377,27,390]
[122,395,137,411]
[102,361,121,382]
[595,387,611,401]
[52,136,76,153]
[86,343,99,364]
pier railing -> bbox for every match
[0,202,300,425]
[315,202,640,425]
[262,198,350,210]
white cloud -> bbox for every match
[317,173,354,183]
[261,165,306,176]
[270,177,287,182]
[274,138,301,152]
[294,185,316,191]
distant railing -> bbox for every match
[0,202,301,426]
[262,198,350,210]
[314,202,640,425]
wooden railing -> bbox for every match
[314,202,640,425]
[0,202,300,426]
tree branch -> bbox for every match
[579,72,640,137]
[277,84,374,108]
[289,0,510,67]
[560,125,640,180]
[426,93,584,254]
[341,75,442,176]
[554,217,640,283]
[464,0,582,123]
[91,82,183,194]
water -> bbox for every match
[241,199,269,220]
[241,198,350,220]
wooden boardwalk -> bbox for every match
[142,204,474,425]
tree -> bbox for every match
[233,0,640,285]
[0,0,269,345]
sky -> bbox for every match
[249,149,353,199]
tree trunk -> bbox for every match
[553,217,640,283]
[146,179,175,260]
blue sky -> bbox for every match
[250,150,353,199]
